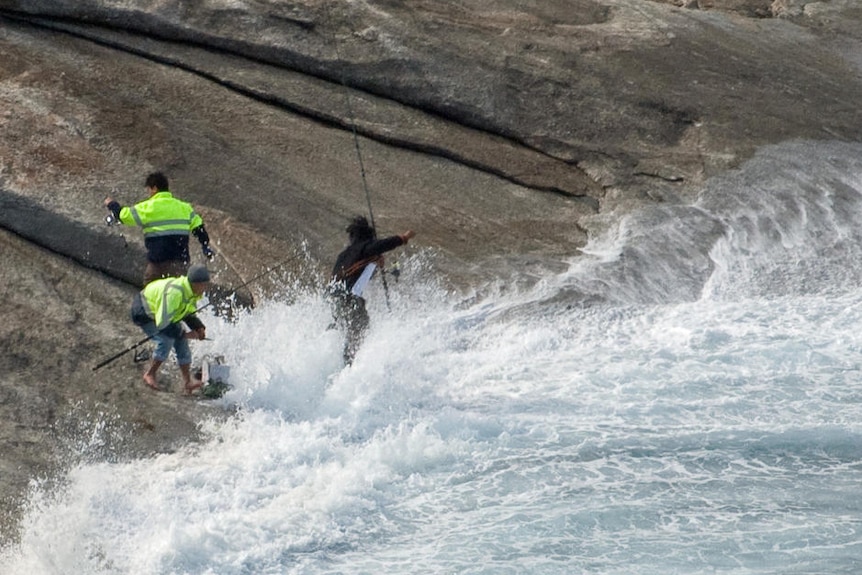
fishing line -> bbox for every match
[329,19,392,307]
[340,77,376,230]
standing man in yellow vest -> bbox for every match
[130,264,210,394]
[104,172,215,284]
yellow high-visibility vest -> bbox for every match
[119,191,203,238]
[140,276,201,330]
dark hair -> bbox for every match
[346,215,375,242]
[144,172,170,191]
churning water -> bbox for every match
[4,140,862,574]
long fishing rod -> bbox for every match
[331,33,392,308]
[91,255,299,371]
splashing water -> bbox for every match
[4,141,862,574]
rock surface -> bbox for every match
[1,0,862,543]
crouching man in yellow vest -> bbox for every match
[130,264,210,394]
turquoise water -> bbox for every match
[3,141,862,574]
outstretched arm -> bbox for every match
[362,231,415,259]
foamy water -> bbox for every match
[4,141,862,574]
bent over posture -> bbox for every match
[130,264,210,394]
[105,171,214,284]
[329,216,415,365]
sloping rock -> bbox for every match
[1,0,862,542]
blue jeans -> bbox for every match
[140,321,192,365]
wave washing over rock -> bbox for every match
[4,140,862,573]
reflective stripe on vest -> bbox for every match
[122,192,202,238]
[141,276,198,330]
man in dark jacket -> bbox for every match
[330,216,415,365]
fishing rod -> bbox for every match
[91,255,300,371]
[331,33,392,309]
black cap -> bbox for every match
[188,264,210,283]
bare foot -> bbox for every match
[184,378,203,396]
[142,372,160,391]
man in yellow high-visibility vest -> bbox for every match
[104,171,215,284]
[130,264,210,394]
